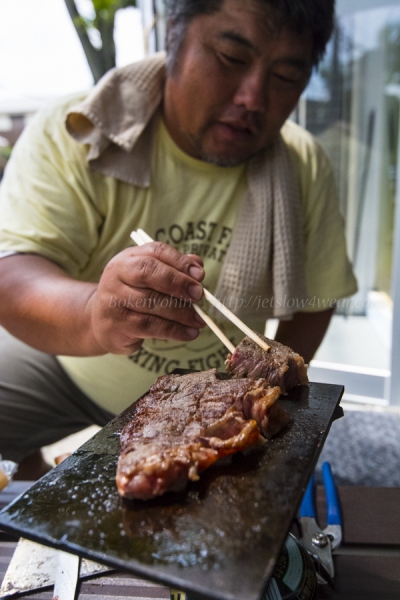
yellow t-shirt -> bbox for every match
[59,117,249,409]
[0,97,357,413]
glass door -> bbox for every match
[302,2,400,405]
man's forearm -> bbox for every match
[0,244,206,357]
[274,308,335,364]
[0,254,103,356]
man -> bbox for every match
[0,0,357,477]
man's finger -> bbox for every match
[97,286,205,329]
[116,244,205,302]
[130,242,204,279]
[121,310,201,343]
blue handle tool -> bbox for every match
[322,462,341,525]
[299,473,316,518]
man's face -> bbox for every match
[163,0,313,166]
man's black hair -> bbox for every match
[165,0,335,69]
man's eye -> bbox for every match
[274,72,303,85]
[219,52,246,66]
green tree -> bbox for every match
[64,0,138,83]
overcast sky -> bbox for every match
[1,0,398,103]
[0,0,145,100]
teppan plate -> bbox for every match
[0,377,343,600]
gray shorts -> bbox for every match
[0,328,115,463]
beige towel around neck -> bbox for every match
[212,134,308,321]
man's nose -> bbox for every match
[233,72,267,112]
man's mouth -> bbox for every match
[215,120,256,141]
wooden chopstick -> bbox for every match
[131,230,270,352]
[130,230,236,354]
[134,232,268,349]
[202,289,270,351]
[130,230,150,246]
[136,228,153,244]
[187,303,235,353]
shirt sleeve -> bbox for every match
[0,98,102,279]
[285,123,358,312]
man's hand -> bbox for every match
[89,242,206,354]
[0,244,206,356]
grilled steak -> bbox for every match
[225,334,308,394]
[116,369,288,500]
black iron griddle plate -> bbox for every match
[0,380,343,600]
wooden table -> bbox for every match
[1,482,400,599]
